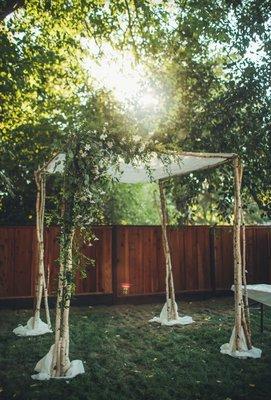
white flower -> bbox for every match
[85,144,91,151]
[100,133,107,140]
[93,169,99,176]
[134,135,141,142]
[107,141,113,148]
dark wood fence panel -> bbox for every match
[114,226,212,296]
[213,226,271,291]
[0,227,36,297]
[245,227,271,284]
[0,225,270,299]
[168,226,211,292]
[13,227,35,297]
[0,226,113,297]
[214,227,234,291]
[75,226,112,294]
[44,226,60,295]
[115,226,141,295]
[114,226,165,295]
[185,226,211,291]
[0,228,15,297]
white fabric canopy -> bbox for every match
[43,152,236,181]
[44,153,66,174]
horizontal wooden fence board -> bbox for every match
[0,225,270,300]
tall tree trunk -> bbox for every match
[241,208,251,337]
[43,273,51,329]
[52,229,75,377]
[51,255,64,377]
[233,158,252,350]
[40,173,51,328]
[159,181,178,321]
[33,170,46,328]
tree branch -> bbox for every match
[124,0,138,60]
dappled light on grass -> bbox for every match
[0,298,270,400]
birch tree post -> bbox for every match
[31,123,129,380]
[149,180,194,326]
[34,170,51,329]
[238,163,251,347]
[159,181,178,321]
[220,157,261,359]
[13,169,52,336]
[241,197,251,336]
[51,227,75,378]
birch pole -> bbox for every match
[233,158,251,350]
[158,181,178,321]
[41,173,51,329]
[33,170,51,329]
[239,166,251,338]
[51,229,75,377]
[51,247,64,377]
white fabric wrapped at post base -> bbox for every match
[220,326,262,359]
[31,345,85,380]
[13,317,52,337]
[149,302,194,326]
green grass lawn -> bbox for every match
[0,297,271,400]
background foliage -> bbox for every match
[0,0,270,225]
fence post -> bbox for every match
[209,226,216,294]
[111,225,118,303]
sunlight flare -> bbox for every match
[83,42,159,107]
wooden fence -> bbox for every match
[0,226,270,299]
